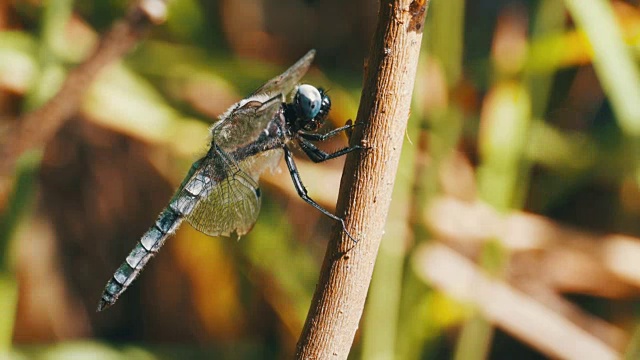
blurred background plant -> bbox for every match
[1,0,640,359]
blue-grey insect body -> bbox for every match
[97,50,362,311]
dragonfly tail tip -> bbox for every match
[96,299,111,312]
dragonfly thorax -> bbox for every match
[285,84,331,133]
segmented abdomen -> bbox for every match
[97,207,184,311]
[97,160,206,311]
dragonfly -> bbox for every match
[97,49,362,311]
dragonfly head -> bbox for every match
[293,84,331,131]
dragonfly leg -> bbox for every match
[283,146,358,243]
[298,120,362,142]
[297,137,364,163]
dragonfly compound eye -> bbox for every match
[296,84,323,119]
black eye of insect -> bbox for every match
[316,88,331,121]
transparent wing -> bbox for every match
[239,147,284,182]
[212,50,316,151]
[184,150,262,237]
[213,96,282,151]
[251,49,316,98]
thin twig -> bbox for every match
[0,0,169,179]
[414,243,621,359]
[295,0,429,358]
[428,197,640,295]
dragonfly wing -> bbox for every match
[185,151,262,237]
[186,51,317,235]
[213,50,316,150]
[239,147,283,181]
[213,95,282,151]
[251,49,316,98]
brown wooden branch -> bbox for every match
[295,0,429,358]
[0,0,169,179]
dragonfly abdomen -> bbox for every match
[97,159,208,311]
[97,207,185,311]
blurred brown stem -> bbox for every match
[295,0,429,358]
[0,0,168,180]
[414,243,621,359]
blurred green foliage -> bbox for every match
[2,0,640,359]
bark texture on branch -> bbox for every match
[295,0,429,358]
